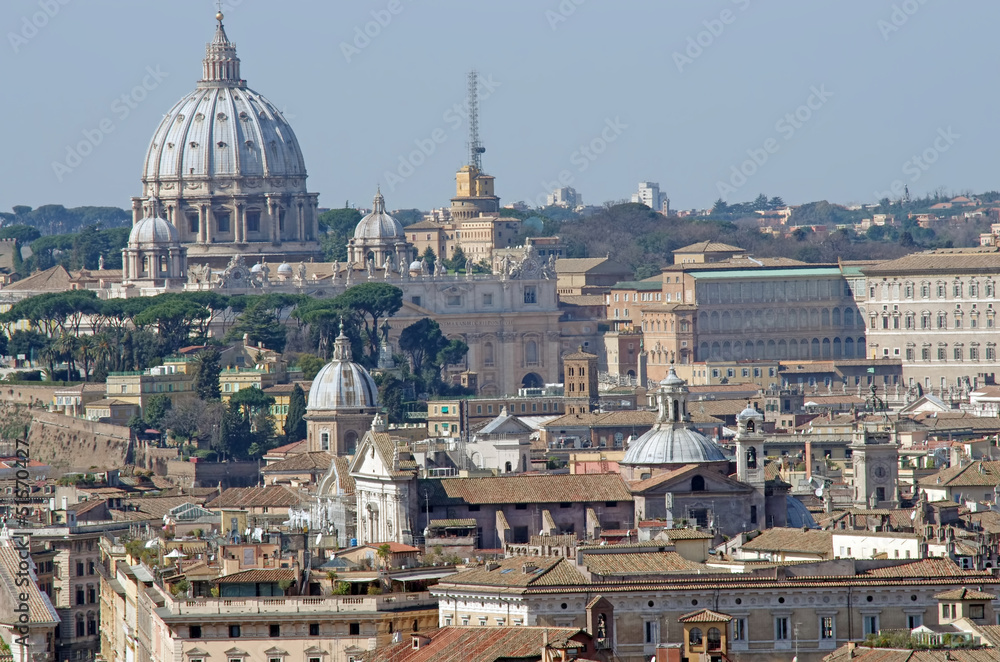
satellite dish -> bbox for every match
[814,488,824,498]
[910,511,917,520]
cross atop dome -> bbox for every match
[200,9,243,86]
[373,187,386,215]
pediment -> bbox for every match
[302,647,328,656]
[633,467,752,496]
[223,648,248,657]
[184,648,210,658]
[263,648,288,656]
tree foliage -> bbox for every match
[283,384,307,443]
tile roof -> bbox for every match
[555,257,631,275]
[918,461,1000,488]
[423,474,633,506]
[2,265,72,292]
[214,568,297,584]
[934,587,997,601]
[673,241,744,254]
[265,439,307,456]
[741,528,833,555]
[439,557,588,588]
[0,542,59,625]
[206,485,301,509]
[529,534,577,547]
[822,645,1000,661]
[677,608,733,623]
[429,519,477,529]
[863,246,1000,276]
[584,552,723,576]
[364,542,420,553]
[558,294,606,306]
[123,496,214,519]
[363,626,588,662]
[260,451,333,473]
[861,558,968,578]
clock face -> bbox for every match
[873,464,888,482]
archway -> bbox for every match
[521,372,543,389]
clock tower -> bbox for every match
[850,422,899,509]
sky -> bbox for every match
[1,0,997,214]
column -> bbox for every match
[297,201,305,241]
[205,206,213,244]
[198,205,206,243]
[235,203,245,243]
[267,197,278,243]
[131,198,142,224]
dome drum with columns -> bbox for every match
[120,203,188,291]
[304,324,379,456]
[620,366,729,481]
[347,189,412,271]
[134,12,321,268]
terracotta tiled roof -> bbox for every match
[529,534,577,547]
[439,557,588,588]
[2,265,72,292]
[424,474,632,506]
[430,519,477,529]
[863,246,1000,276]
[363,626,588,662]
[206,485,301,509]
[558,294,606,306]
[261,451,332,473]
[214,568,297,584]
[934,587,997,601]
[0,542,59,624]
[822,644,1000,661]
[364,542,420,553]
[677,608,733,623]
[742,528,833,555]
[918,461,1000,488]
[266,439,307,456]
[584,552,723,576]
[861,558,967,578]
[673,241,744,254]
[123,496,214,519]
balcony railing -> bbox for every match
[164,592,435,616]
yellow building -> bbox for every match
[264,382,310,431]
[451,164,499,220]
[105,363,197,412]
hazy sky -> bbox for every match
[2,0,996,214]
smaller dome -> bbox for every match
[737,404,763,421]
[353,188,403,241]
[409,260,423,271]
[623,426,728,465]
[306,326,378,412]
[660,365,686,387]
[250,263,263,273]
[277,262,293,275]
[128,216,179,247]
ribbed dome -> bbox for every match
[141,16,306,185]
[660,365,686,387]
[306,329,378,411]
[354,189,403,240]
[737,405,763,422]
[622,425,728,465]
[786,495,817,528]
[128,216,180,247]
[277,262,293,275]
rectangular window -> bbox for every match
[750,505,758,524]
[971,347,980,361]
[863,615,878,636]
[269,624,280,637]
[246,210,261,233]
[411,296,421,306]
[482,293,493,306]
[309,623,320,636]
[907,614,922,629]
[523,286,537,304]
[216,212,231,233]
[971,604,985,620]
[732,618,746,641]
[954,348,962,361]
[645,621,658,643]
[821,617,834,639]
[446,295,462,306]
[775,617,789,640]
[938,347,946,360]
[188,213,199,233]
[229,625,241,638]
[349,623,361,636]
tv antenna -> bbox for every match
[468,70,486,169]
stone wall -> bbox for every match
[0,384,62,407]
[164,459,260,489]
[26,410,133,472]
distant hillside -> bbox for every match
[0,204,130,236]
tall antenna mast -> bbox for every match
[468,70,485,170]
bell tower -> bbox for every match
[851,385,900,509]
[734,403,766,529]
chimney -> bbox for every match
[522,562,538,574]
[805,440,813,481]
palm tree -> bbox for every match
[92,332,115,377]
[38,343,58,381]
[76,336,93,382]
[55,334,79,380]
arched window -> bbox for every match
[844,307,855,328]
[689,627,703,645]
[504,461,512,473]
[672,399,680,423]
[707,627,722,650]
[483,342,495,367]
[525,340,538,366]
[159,255,168,273]
[344,430,358,454]
[691,476,705,491]
[320,431,330,451]
[832,307,841,326]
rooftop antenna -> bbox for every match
[468,70,485,169]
